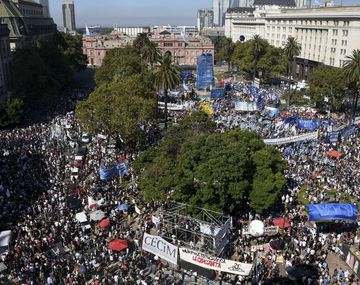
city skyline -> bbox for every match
[47,0,359,28]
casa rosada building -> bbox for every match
[82,34,215,66]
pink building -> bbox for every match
[82,34,214,67]
[82,34,135,66]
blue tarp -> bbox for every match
[181,72,193,79]
[297,119,319,131]
[99,163,128,180]
[211,88,225,99]
[306,204,358,222]
[267,107,280,117]
[284,117,298,125]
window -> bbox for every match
[283,27,286,32]
[164,42,173,47]
[332,29,338,36]
[334,20,339,26]
[343,30,348,36]
[289,27,292,32]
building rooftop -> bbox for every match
[253,0,296,6]
[227,7,255,13]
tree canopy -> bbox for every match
[231,37,286,82]
[135,112,286,214]
[94,46,146,86]
[308,65,347,110]
[76,72,158,148]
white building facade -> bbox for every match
[225,5,360,71]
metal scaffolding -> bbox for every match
[159,203,232,255]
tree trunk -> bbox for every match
[287,59,293,108]
[164,89,168,129]
[353,90,359,120]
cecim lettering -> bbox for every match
[144,236,176,258]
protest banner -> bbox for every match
[142,233,178,265]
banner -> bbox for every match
[99,162,128,180]
[142,233,178,265]
[243,226,279,236]
[235,101,257,112]
[306,204,358,222]
[211,88,225,99]
[297,119,319,131]
[263,131,318,145]
[265,106,280,117]
[341,244,360,277]
[179,248,253,276]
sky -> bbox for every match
[48,0,360,28]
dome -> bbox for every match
[249,220,265,237]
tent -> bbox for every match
[249,220,265,237]
[117,204,128,212]
[0,230,11,254]
[89,210,106,221]
[273,217,292,228]
[327,150,343,158]
[75,212,88,223]
[108,239,128,251]
[306,204,358,222]
[98,218,110,228]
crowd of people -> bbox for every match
[0,82,359,285]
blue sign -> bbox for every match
[211,88,225,99]
[341,126,357,140]
[325,132,340,143]
[297,119,319,131]
[307,204,358,222]
[99,163,128,180]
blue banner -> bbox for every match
[181,72,193,79]
[341,126,357,139]
[283,117,298,126]
[99,163,128,180]
[297,119,319,131]
[211,88,225,99]
[306,204,358,222]
[325,132,340,143]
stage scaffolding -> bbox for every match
[159,203,232,256]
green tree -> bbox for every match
[94,46,145,86]
[57,32,88,72]
[308,65,347,110]
[133,33,151,51]
[136,115,286,214]
[283,36,301,77]
[283,37,301,107]
[215,37,235,71]
[141,40,161,68]
[153,55,181,129]
[0,97,24,127]
[76,74,158,149]
[251,35,266,79]
[343,49,360,118]
[232,39,286,82]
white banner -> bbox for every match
[243,226,279,236]
[263,131,318,145]
[235,101,258,112]
[142,233,178,265]
[179,248,253,276]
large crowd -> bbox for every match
[0,83,359,285]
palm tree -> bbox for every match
[284,37,301,107]
[343,49,360,119]
[141,41,160,68]
[133,33,150,51]
[153,55,181,129]
[251,35,264,80]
